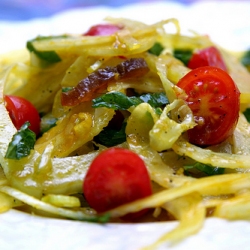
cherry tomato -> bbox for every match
[188,46,227,71]
[4,95,41,135]
[177,66,240,146]
[83,24,122,36]
[83,147,152,220]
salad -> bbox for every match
[0,17,250,249]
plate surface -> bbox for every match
[0,1,250,249]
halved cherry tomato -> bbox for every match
[4,95,41,135]
[83,147,152,220]
[83,24,122,36]
[177,66,240,146]
[188,46,227,71]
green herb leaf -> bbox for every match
[243,108,250,123]
[139,92,169,108]
[184,162,224,176]
[95,122,127,147]
[92,91,169,110]
[5,122,36,160]
[86,213,110,223]
[93,92,168,146]
[173,49,193,66]
[40,114,58,134]
[92,92,142,110]
[241,50,250,68]
[62,87,73,93]
[148,42,164,56]
[155,107,163,116]
[26,36,65,63]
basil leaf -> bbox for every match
[92,92,142,110]
[241,50,250,68]
[173,49,193,66]
[148,42,164,56]
[26,36,65,63]
[139,92,169,108]
[95,122,127,147]
[40,114,58,134]
[62,87,73,93]
[184,162,224,176]
[243,108,250,123]
[155,107,163,116]
[5,122,36,160]
[92,91,169,110]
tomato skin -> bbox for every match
[4,95,41,135]
[188,46,227,72]
[177,66,240,146]
[83,24,122,36]
[83,148,152,220]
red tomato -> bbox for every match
[188,46,227,71]
[4,95,40,135]
[83,24,122,36]
[177,66,240,146]
[83,147,152,220]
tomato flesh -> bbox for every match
[177,66,240,146]
[83,24,122,36]
[83,148,152,220]
[188,46,227,72]
[4,95,41,135]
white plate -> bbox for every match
[0,1,250,249]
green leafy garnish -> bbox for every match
[92,91,169,110]
[173,49,193,65]
[93,92,168,146]
[139,92,169,108]
[184,162,225,177]
[241,50,250,68]
[26,36,65,63]
[243,108,250,123]
[86,212,110,223]
[62,87,73,93]
[5,122,36,160]
[148,42,164,56]
[92,92,141,110]
[40,114,58,134]
[95,122,127,147]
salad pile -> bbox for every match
[0,17,250,248]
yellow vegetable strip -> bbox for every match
[0,192,15,213]
[173,137,250,169]
[150,99,196,151]
[0,185,103,221]
[143,193,205,249]
[214,192,250,220]
[107,173,248,218]
[41,194,81,208]
[156,56,177,102]
[126,102,193,188]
